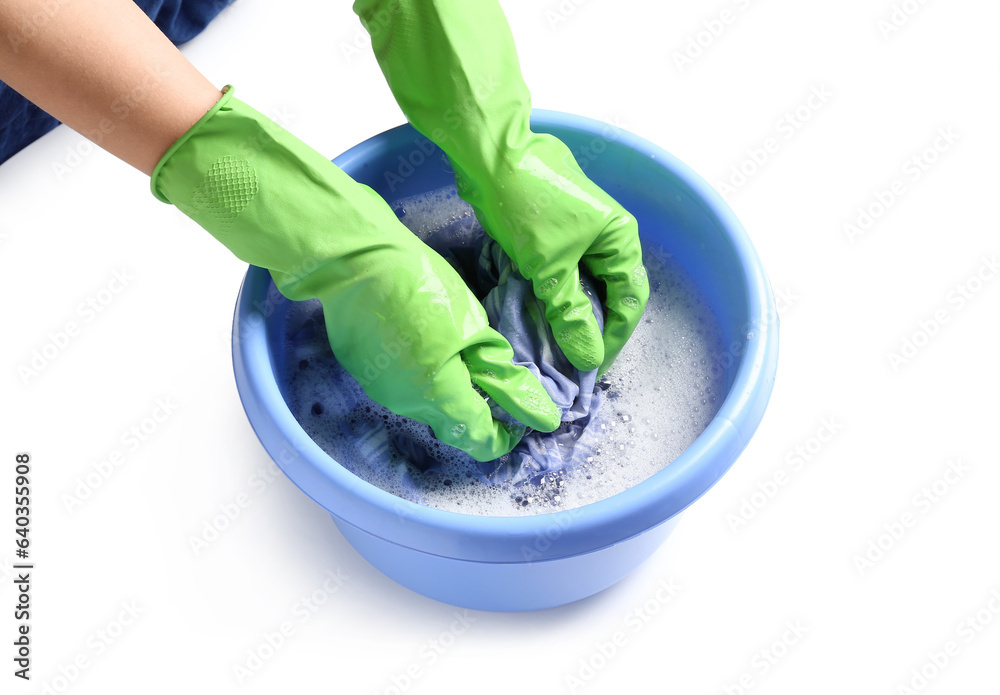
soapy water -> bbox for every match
[280,185,726,516]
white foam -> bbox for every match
[283,185,726,516]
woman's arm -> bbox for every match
[0,0,221,174]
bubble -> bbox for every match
[282,188,726,517]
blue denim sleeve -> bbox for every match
[0,0,234,166]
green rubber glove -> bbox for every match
[150,86,559,462]
[354,0,649,375]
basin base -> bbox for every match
[332,513,682,611]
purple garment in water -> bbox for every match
[284,220,606,492]
[460,236,605,485]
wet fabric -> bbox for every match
[0,0,233,165]
[287,223,607,489]
[465,236,605,484]
[366,219,609,486]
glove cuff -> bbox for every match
[149,84,236,204]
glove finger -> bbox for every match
[464,340,561,433]
[532,263,605,372]
[582,213,649,376]
[421,352,527,463]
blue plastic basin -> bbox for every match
[231,111,778,611]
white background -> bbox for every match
[2,0,999,693]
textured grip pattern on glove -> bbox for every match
[148,85,562,461]
[190,155,259,229]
